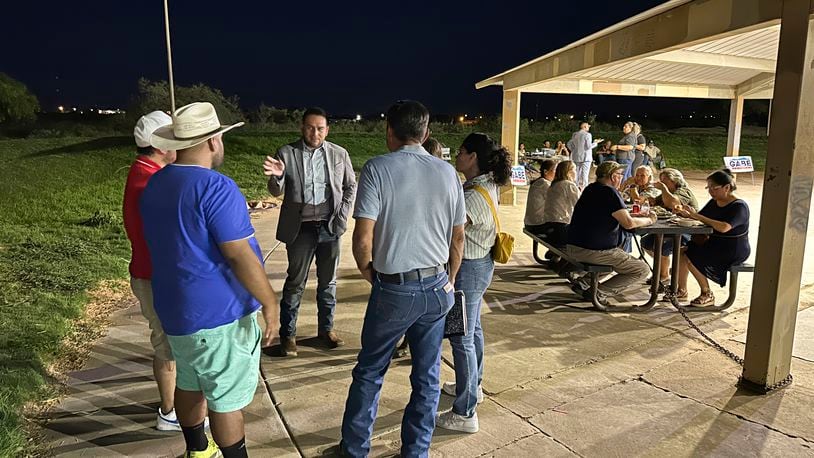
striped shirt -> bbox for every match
[463,174,498,259]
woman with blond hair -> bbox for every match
[538,160,580,248]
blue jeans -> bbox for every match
[341,272,453,458]
[450,255,494,417]
[279,221,339,337]
[618,157,634,182]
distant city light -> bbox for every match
[72,107,77,112]
[380,113,385,118]
[459,116,465,122]
[355,114,362,121]
[569,115,574,119]
[58,105,64,112]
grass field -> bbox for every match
[0,129,768,455]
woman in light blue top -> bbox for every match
[436,133,511,434]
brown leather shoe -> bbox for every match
[318,331,345,349]
[280,336,298,357]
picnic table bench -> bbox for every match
[525,224,752,312]
[524,228,616,311]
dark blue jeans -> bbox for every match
[450,255,494,417]
[279,221,339,337]
[341,271,453,458]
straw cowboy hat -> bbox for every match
[151,102,244,150]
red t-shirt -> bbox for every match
[123,156,162,279]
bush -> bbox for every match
[0,73,40,124]
[129,78,245,125]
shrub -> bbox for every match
[129,78,245,125]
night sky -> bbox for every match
[5,0,695,117]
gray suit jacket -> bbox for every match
[267,139,357,244]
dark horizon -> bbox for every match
[5,0,774,124]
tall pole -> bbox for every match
[163,0,176,116]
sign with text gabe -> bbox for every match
[724,156,754,173]
[511,165,528,186]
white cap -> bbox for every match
[134,111,172,148]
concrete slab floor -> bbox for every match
[38,173,814,457]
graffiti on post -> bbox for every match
[789,176,814,233]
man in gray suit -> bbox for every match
[263,107,357,357]
[567,121,603,190]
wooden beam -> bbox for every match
[736,72,776,96]
[726,96,745,156]
[522,78,735,99]
[644,49,777,72]
[741,0,814,392]
[499,90,520,206]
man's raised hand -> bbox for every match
[263,156,285,177]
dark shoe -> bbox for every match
[318,331,345,349]
[280,336,298,357]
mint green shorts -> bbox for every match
[168,312,261,413]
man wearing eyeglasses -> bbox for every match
[565,161,655,305]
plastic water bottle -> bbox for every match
[641,201,650,216]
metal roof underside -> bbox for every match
[476,0,814,100]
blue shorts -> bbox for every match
[641,234,689,256]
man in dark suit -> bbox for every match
[263,107,356,357]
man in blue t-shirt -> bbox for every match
[566,161,655,304]
[141,102,280,458]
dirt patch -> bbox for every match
[22,279,134,450]
[44,279,134,383]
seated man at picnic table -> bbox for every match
[566,161,656,304]
[640,168,699,291]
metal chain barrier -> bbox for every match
[668,297,793,392]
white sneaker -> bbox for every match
[157,408,209,432]
[157,407,181,431]
[441,381,484,404]
[436,408,479,433]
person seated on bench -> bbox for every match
[524,159,557,235]
[538,160,580,248]
[566,161,656,303]
[676,169,750,306]
[640,168,699,291]
[621,165,661,204]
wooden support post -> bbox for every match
[726,96,744,156]
[499,89,520,205]
[741,2,814,392]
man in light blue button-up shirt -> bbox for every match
[264,108,356,356]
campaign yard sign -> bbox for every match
[724,156,754,173]
[511,165,528,186]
